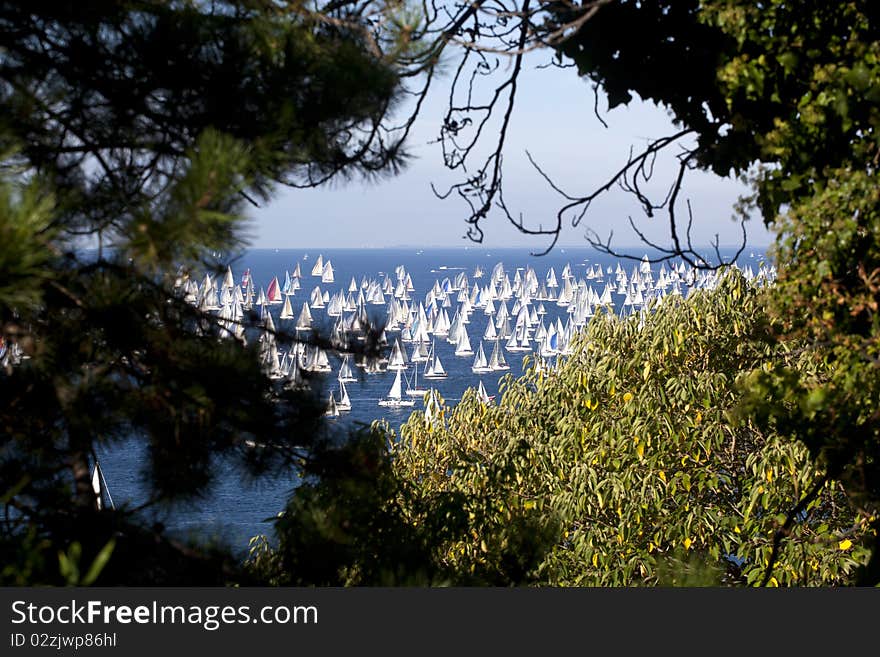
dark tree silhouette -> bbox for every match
[0,0,405,585]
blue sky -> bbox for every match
[249,52,775,251]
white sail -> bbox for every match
[390,368,403,399]
[410,340,429,363]
[338,354,356,382]
[423,389,443,425]
[483,319,497,340]
[279,295,294,320]
[309,285,324,308]
[324,393,339,417]
[406,365,428,397]
[90,461,115,511]
[378,368,416,406]
[261,341,284,379]
[321,260,335,283]
[311,254,324,277]
[477,380,495,404]
[424,354,447,379]
[388,338,408,370]
[472,341,492,373]
[223,265,235,290]
[296,303,313,330]
[312,347,332,372]
[336,379,352,411]
[489,339,509,371]
[454,327,473,356]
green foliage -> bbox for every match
[553,1,880,210]
[246,425,558,585]
[0,1,405,584]
[701,1,880,222]
[58,539,115,586]
[391,274,870,585]
[124,129,252,269]
[737,168,880,583]
[548,0,880,584]
[0,170,57,311]
[552,1,735,162]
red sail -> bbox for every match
[267,276,281,302]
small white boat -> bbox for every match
[321,259,335,283]
[336,379,352,411]
[489,339,510,371]
[378,369,416,407]
[338,354,357,382]
[324,392,340,417]
[477,380,495,404]
[454,327,474,356]
[279,295,294,320]
[311,254,324,277]
[405,366,429,397]
[472,341,493,374]
[90,460,115,511]
[423,352,448,379]
[387,338,409,371]
[296,303,313,331]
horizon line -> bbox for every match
[244,244,772,251]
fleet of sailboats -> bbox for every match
[55,252,777,503]
[169,252,774,425]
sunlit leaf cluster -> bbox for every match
[392,273,870,585]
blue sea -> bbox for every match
[98,246,767,555]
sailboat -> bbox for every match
[279,294,294,320]
[335,379,352,411]
[488,339,510,371]
[471,341,493,373]
[405,365,429,397]
[423,351,448,379]
[387,338,409,371]
[338,354,356,382]
[410,340,430,363]
[477,380,495,403]
[90,460,115,511]
[321,259,335,283]
[454,327,474,356]
[296,303,313,330]
[281,270,293,296]
[316,347,333,372]
[505,319,531,352]
[324,392,340,417]
[378,368,416,407]
[311,254,324,277]
[266,276,283,304]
